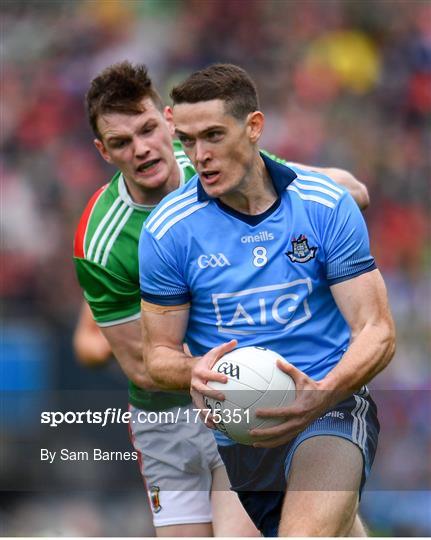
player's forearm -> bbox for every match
[145,345,199,390]
[319,318,396,404]
[101,324,160,391]
[115,348,160,391]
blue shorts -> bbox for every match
[218,388,379,537]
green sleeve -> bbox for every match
[74,257,140,325]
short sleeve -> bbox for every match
[74,258,140,326]
[323,193,376,285]
[139,227,190,306]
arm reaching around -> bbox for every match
[291,162,370,210]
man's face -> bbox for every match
[95,98,177,202]
[173,99,261,199]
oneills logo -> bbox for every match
[241,231,274,243]
[150,485,162,513]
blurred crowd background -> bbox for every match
[1,0,430,536]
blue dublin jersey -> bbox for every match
[139,153,376,381]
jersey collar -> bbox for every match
[197,151,297,202]
[118,163,185,211]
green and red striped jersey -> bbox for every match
[73,140,195,410]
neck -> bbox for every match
[219,154,277,215]
[123,164,181,206]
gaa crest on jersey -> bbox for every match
[150,485,162,513]
[286,234,317,263]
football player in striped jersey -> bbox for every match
[138,64,395,537]
[73,61,370,537]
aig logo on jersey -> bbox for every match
[212,278,312,335]
[198,253,231,269]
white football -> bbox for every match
[205,346,296,445]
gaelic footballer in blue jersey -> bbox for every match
[139,64,396,537]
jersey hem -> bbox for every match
[153,516,212,526]
[327,261,377,286]
[96,312,141,327]
[141,291,191,306]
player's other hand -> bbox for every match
[250,360,334,448]
[74,331,112,367]
[190,339,237,428]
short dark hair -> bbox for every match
[170,63,259,120]
[86,61,163,139]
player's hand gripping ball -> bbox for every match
[204,346,296,445]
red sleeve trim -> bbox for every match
[73,185,107,258]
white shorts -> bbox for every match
[129,403,223,527]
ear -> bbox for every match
[164,106,175,136]
[94,138,113,164]
[246,111,265,144]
